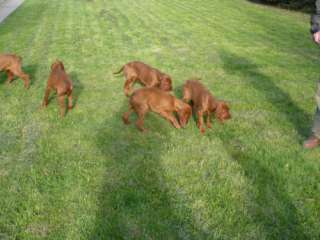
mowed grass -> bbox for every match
[0,0,320,239]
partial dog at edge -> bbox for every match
[0,54,30,89]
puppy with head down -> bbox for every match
[0,54,30,88]
[123,87,191,132]
[114,61,172,96]
[183,79,231,134]
[42,60,73,117]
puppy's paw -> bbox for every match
[122,116,131,125]
[124,91,131,97]
[138,127,148,133]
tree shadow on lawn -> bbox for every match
[215,126,309,239]
[247,0,313,13]
[69,72,84,108]
[220,50,312,140]
[210,50,309,239]
[91,101,207,239]
[24,64,38,86]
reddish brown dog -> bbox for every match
[183,79,231,134]
[114,61,172,96]
[0,54,30,88]
[123,87,191,132]
[42,60,73,117]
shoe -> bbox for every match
[303,136,320,149]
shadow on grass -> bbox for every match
[211,50,309,239]
[220,50,312,139]
[247,0,313,13]
[24,64,38,86]
[216,127,308,239]
[91,101,206,239]
[69,72,84,108]
[0,71,8,85]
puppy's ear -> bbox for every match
[216,101,231,121]
[160,76,172,91]
[217,100,228,108]
[59,61,65,70]
[224,101,230,110]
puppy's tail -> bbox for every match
[113,66,124,75]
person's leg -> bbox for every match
[312,107,320,138]
[304,82,320,148]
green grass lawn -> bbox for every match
[0,0,320,239]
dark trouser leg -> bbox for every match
[312,82,320,138]
[312,109,320,138]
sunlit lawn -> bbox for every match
[0,0,319,239]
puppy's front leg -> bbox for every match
[182,87,191,103]
[197,110,205,134]
[206,111,212,128]
[160,111,181,129]
[12,67,30,89]
[135,110,147,132]
[67,91,73,110]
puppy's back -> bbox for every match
[131,87,173,109]
[184,79,211,100]
[0,54,22,68]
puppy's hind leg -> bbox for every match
[135,106,148,132]
[6,70,14,84]
[122,105,134,125]
[58,94,66,117]
[67,89,73,110]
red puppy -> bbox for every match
[42,60,73,117]
[0,54,30,88]
[183,79,231,134]
[123,87,191,132]
[114,61,172,96]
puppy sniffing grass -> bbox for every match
[183,79,231,134]
[123,87,191,132]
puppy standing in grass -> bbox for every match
[0,54,30,88]
[114,61,172,96]
[123,87,191,132]
[183,79,231,134]
[42,60,73,117]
